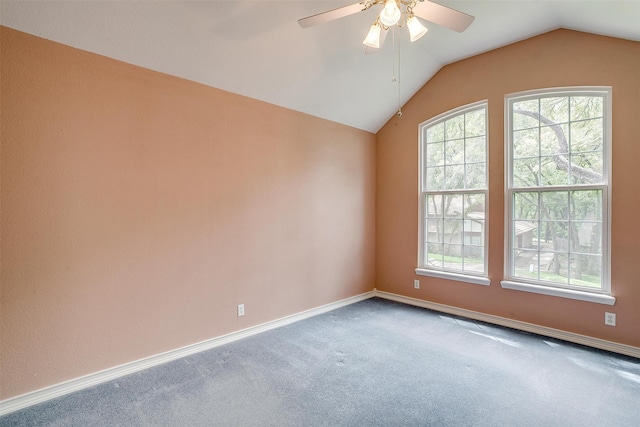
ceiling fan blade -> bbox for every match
[298,2,365,28]
[365,28,388,55]
[412,0,475,33]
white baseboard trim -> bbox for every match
[4,289,636,416]
[374,290,640,359]
[0,291,375,417]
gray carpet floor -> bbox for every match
[1,297,639,426]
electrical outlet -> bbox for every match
[237,304,245,317]
[414,280,420,289]
[604,312,616,326]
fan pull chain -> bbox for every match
[391,26,397,83]
[390,26,402,118]
[396,26,402,117]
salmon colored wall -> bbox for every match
[0,27,376,399]
[376,29,640,348]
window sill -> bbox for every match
[500,280,616,305]
[415,268,491,286]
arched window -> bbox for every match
[502,87,612,302]
[417,101,489,286]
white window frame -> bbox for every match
[502,87,615,305]
[416,101,490,286]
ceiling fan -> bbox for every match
[298,0,474,50]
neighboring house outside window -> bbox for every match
[417,101,490,286]
[502,87,613,304]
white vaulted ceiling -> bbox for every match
[1,1,639,133]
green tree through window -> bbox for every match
[506,89,610,292]
[419,102,488,277]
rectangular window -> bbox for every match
[417,102,488,284]
[504,88,611,296]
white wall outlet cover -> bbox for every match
[604,312,616,326]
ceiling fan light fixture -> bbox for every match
[379,0,401,27]
[407,15,428,42]
[363,23,382,48]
